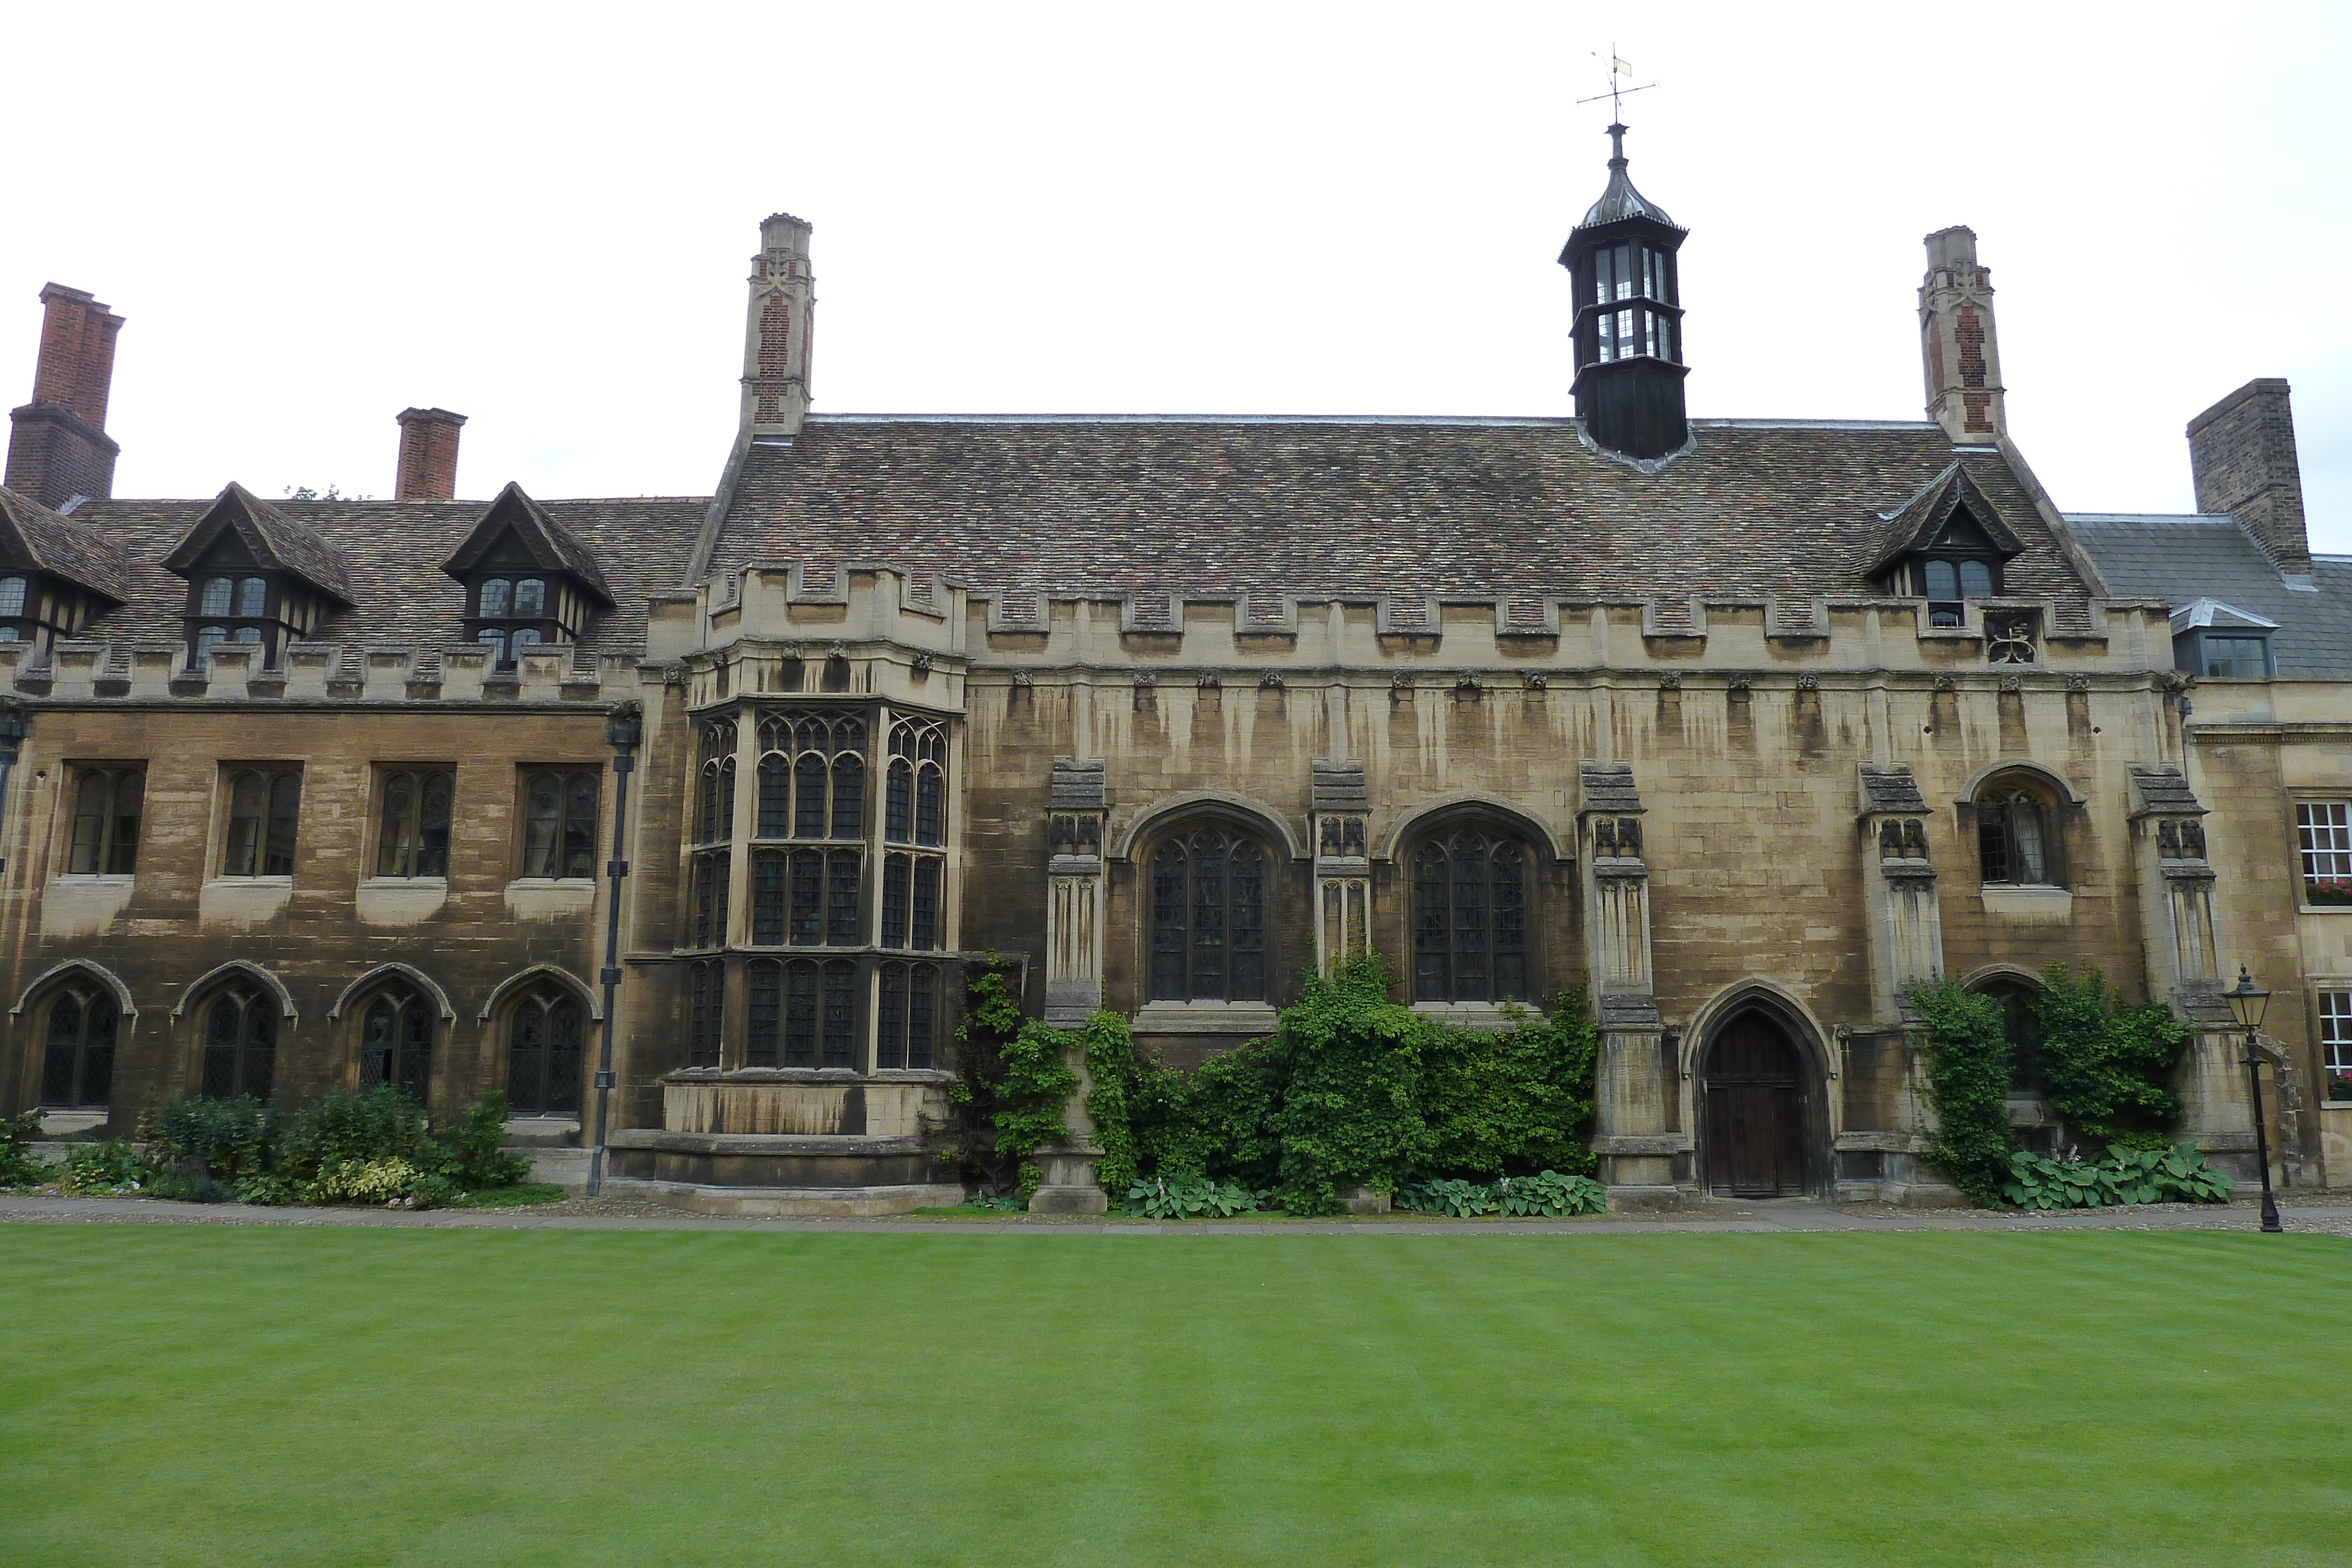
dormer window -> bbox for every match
[2167,599,2279,680]
[443,483,615,668]
[181,565,321,667]
[0,571,99,649]
[162,483,352,671]
[1914,556,2000,628]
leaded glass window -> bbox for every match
[505,984,584,1115]
[359,987,433,1098]
[202,985,277,1101]
[1411,830,1529,1003]
[39,983,117,1109]
[1148,827,1268,1002]
[67,766,142,876]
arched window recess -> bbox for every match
[1147,823,1271,1004]
[1968,771,2067,889]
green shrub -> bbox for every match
[429,1090,530,1189]
[0,1108,51,1186]
[53,1140,146,1195]
[1395,1171,1605,1219]
[1906,979,2016,1206]
[279,1085,428,1182]
[233,1172,305,1206]
[2000,1144,2232,1210]
[141,1095,276,1184]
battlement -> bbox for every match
[4,638,641,706]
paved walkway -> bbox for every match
[5,1192,2349,1237]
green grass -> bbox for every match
[1,1229,2344,1566]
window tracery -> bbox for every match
[1975,778,2061,887]
[1148,825,1268,1002]
[1411,828,1530,1003]
[39,982,118,1109]
[504,983,584,1115]
[358,986,433,1098]
[201,985,278,1101]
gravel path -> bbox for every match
[5,1192,2350,1237]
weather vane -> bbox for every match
[1575,45,1659,122]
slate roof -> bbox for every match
[2068,513,2352,676]
[709,416,2097,630]
[0,486,133,603]
[59,493,706,656]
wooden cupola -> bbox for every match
[161,482,353,667]
[1559,122,1689,463]
[440,482,614,665]
[0,486,130,653]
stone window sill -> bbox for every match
[1132,1001,1280,1035]
[1979,885,2073,921]
[1411,1001,1546,1031]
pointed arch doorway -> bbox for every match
[1701,1012,1809,1198]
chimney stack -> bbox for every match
[1918,227,2007,444]
[2187,379,2310,577]
[5,283,126,509]
[740,212,816,440]
[394,407,466,501]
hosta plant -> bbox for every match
[1122,1173,1260,1219]
[2000,1144,2232,1210]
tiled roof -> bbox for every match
[2068,513,2352,677]
[442,482,616,603]
[161,483,357,603]
[710,416,2096,628]
[63,492,706,655]
[1860,463,2026,576]
[0,486,133,603]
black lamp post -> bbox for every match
[586,700,643,1198]
[0,698,27,877]
[2224,966,2283,1234]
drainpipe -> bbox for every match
[586,700,642,1197]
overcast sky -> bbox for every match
[5,2,2347,553]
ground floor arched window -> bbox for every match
[1411,828,1529,1002]
[201,986,278,1101]
[40,982,119,1109]
[358,987,433,1099]
[1148,826,1268,1001]
[506,986,585,1115]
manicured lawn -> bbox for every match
[1,1228,2344,1566]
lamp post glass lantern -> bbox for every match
[2225,966,2284,1234]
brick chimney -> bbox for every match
[2187,379,2310,577]
[394,407,466,501]
[1918,228,2006,444]
[5,283,126,509]
[740,212,816,440]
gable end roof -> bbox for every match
[161,482,355,604]
[439,482,615,604]
[1861,463,2025,577]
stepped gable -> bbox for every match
[710,416,2094,628]
[0,486,133,603]
[57,492,706,654]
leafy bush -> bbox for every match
[430,1090,530,1189]
[1395,1171,1605,1219]
[141,1095,275,1184]
[233,1172,305,1206]
[309,1156,426,1206]
[2033,964,2188,1148]
[52,1140,147,1195]
[0,1108,51,1186]
[278,1085,428,1182]
[2001,1144,2232,1209]
[1121,1172,1260,1219]
[1907,979,2016,1205]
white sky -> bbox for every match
[5,2,2348,554]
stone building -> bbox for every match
[3,127,2341,1210]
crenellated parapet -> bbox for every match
[4,638,643,706]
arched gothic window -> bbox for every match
[1973,977,2046,1096]
[39,982,118,1109]
[779,958,860,1069]
[505,984,585,1115]
[756,714,866,840]
[1148,826,1268,1002]
[698,721,737,844]
[201,985,278,1101]
[1976,779,2060,887]
[1412,829,1530,1003]
[886,719,946,847]
[359,986,433,1098]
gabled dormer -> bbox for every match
[1863,464,2024,627]
[162,483,353,667]
[0,486,129,653]
[441,483,614,665]
[2170,598,2279,678]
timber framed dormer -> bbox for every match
[161,483,352,668]
[1864,464,2025,628]
[0,486,128,652]
[442,483,614,666]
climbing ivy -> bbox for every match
[2032,963,2188,1150]
[1907,978,2016,1206]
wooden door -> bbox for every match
[1704,1015,1806,1197]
